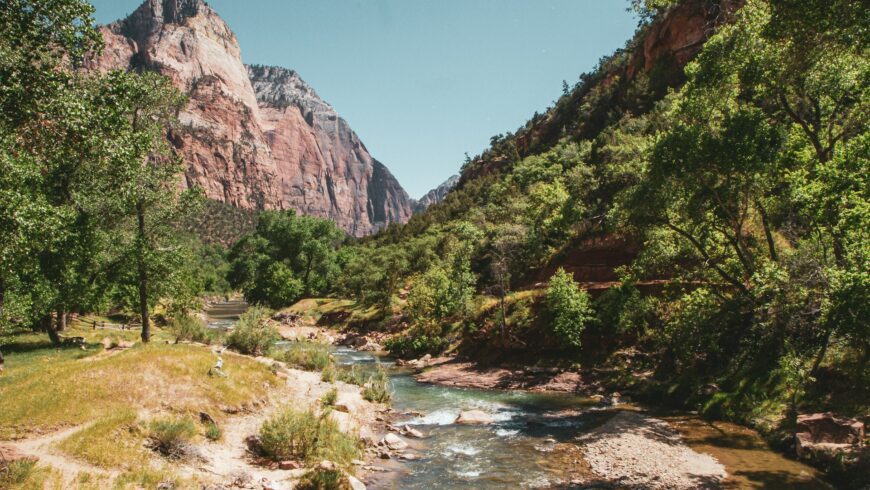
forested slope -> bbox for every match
[313,0,869,484]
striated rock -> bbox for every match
[87,0,412,236]
[455,410,493,425]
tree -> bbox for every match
[92,71,191,343]
[545,268,593,349]
[228,211,344,309]
[0,0,104,343]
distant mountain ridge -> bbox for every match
[412,175,460,214]
[87,0,412,236]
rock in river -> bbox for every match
[455,410,493,425]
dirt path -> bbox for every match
[185,367,382,489]
[3,425,117,484]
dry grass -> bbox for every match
[285,298,381,327]
[55,411,146,469]
[0,336,278,439]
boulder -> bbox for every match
[401,425,426,439]
[455,410,493,425]
[278,460,301,470]
[381,433,408,450]
[0,445,38,465]
[346,474,367,490]
[795,413,864,461]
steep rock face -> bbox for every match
[249,65,412,235]
[412,174,459,213]
[87,0,411,235]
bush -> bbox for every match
[321,387,338,408]
[258,408,360,465]
[321,364,337,383]
[148,417,196,458]
[296,468,348,490]
[205,422,222,441]
[384,333,449,358]
[362,365,391,404]
[226,306,279,355]
[0,459,38,487]
[336,366,367,386]
[545,268,593,349]
[278,341,332,371]
[168,315,216,344]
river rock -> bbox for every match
[347,474,367,490]
[278,460,301,470]
[401,425,426,439]
[382,433,408,450]
[455,410,493,425]
[795,412,864,461]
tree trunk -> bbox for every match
[303,256,313,296]
[811,327,833,376]
[56,308,67,332]
[757,201,778,262]
[44,314,60,346]
[137,202,150,343]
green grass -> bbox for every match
[285,298,383,329]
[321,387,338,408]
[275,341,332,371]
[362,365,391,404]
[56,410,146,469]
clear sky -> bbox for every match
[90,0,638,198]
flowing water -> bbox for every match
[206,302,832,489]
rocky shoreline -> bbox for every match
[413,360,590,393]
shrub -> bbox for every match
[227,306,279,355]
[336,366,367,386]
[258,408,360,465]
[384,333,449,358]
[278,341,332,371]
[321,364,337,383]
[148,417,196,459]
[362,365,391,404]
[321,387,338,408]
[545,268,593,349]
[296,468,348,490]
[205,422,222,441]
[168,315,216,344]
[0,459,38,488]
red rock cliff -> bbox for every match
[88,0,412,236]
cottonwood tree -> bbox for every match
[93,71,194,343]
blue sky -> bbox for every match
[90,0,638,198]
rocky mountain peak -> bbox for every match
[89,0,413,236]
[248,64,333,116]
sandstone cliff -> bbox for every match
[88,0,412,235]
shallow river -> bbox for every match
[206,302,831,489]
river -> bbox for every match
[206,302,831,489]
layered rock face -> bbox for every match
[412,174,459,214]
[88,0,411,235]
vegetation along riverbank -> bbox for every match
[1,0,867,488]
